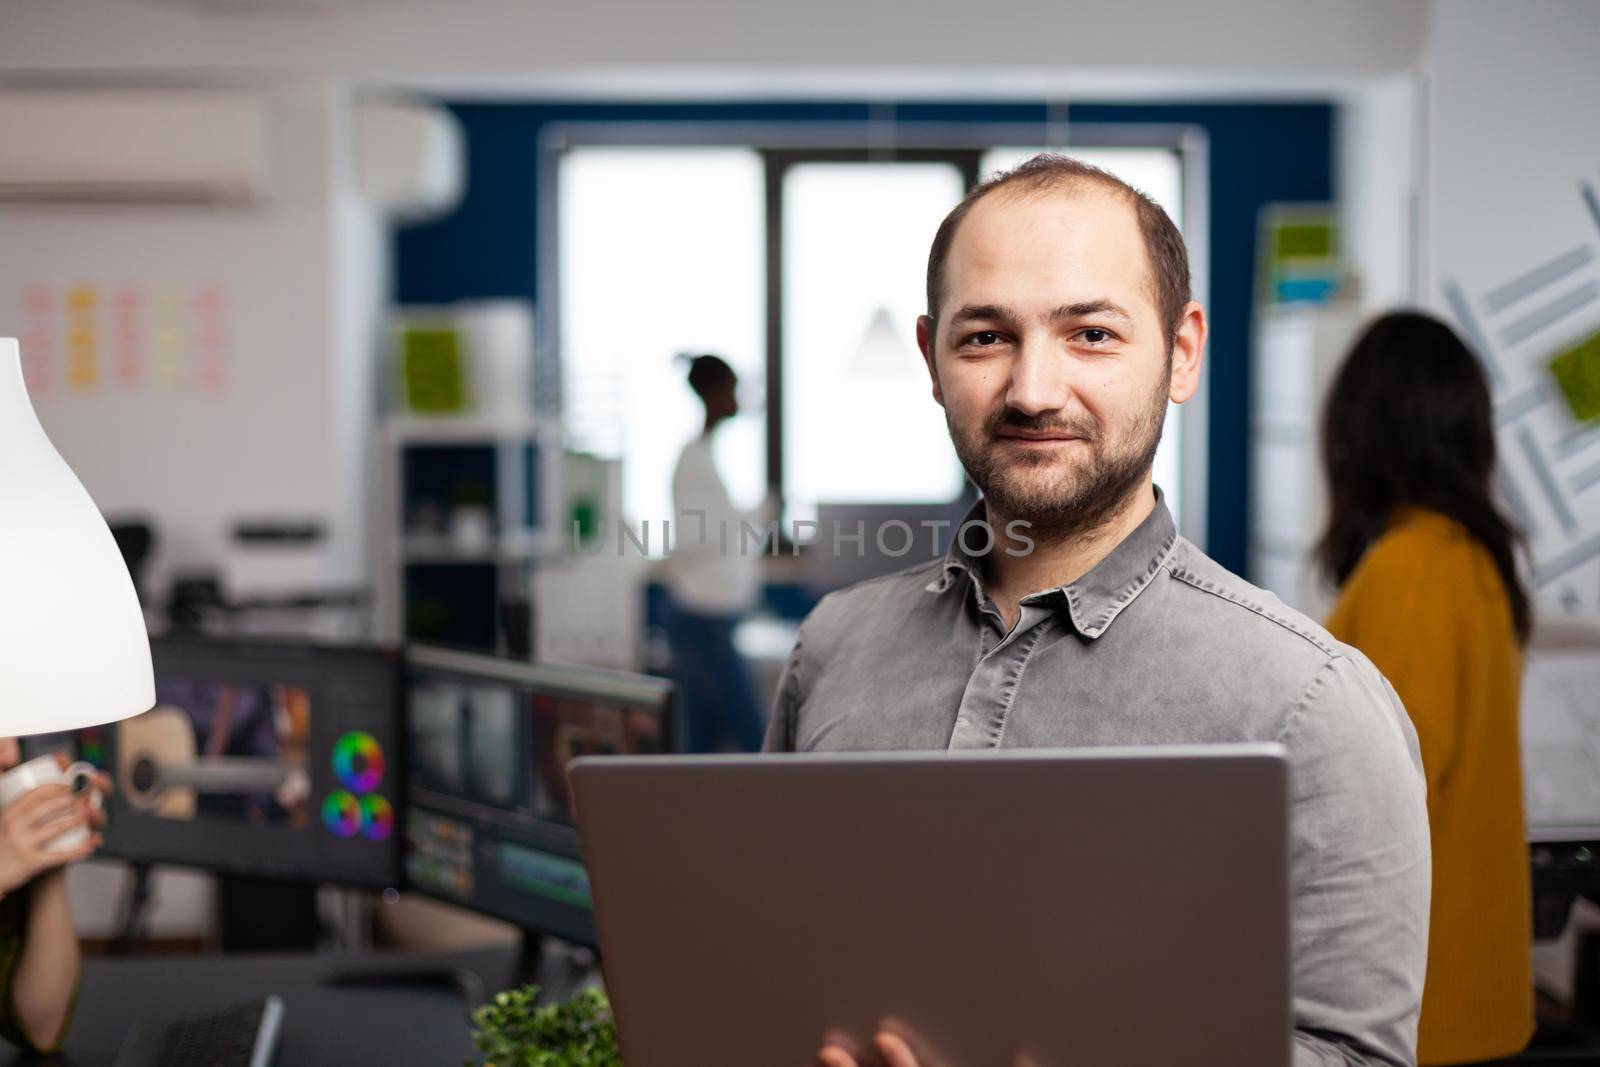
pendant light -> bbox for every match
[0,337,154,735]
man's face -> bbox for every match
[917,186,1195,536]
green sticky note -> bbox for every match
[1550,328,1600,423]
[400,327,466,414]
[1273,222,1335,261]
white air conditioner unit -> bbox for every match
[0,91,268,205]
[356,100,464,221]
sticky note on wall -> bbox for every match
[400,326,468,414]
[65,282,99,391]
[1551,327,1600,422]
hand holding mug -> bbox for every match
[0,753,108,894]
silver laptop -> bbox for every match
[571,744,1289,1067]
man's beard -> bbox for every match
[947,380,1168,540]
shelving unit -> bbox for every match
[372,413,641,666]
[373,414,566,655]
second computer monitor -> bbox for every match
[402,645,674,945]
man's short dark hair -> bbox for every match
[924,153,1192,351]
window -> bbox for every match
[558,147,767,533]
[780,162,969,524]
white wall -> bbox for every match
[1338,72,1420,313]
[329,101,390,593]
[66,859,215,943]
[1421,0,1600,614]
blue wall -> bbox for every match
[395,101,1335,577]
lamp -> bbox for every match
[849,306,916,376]
[0,337,154,735]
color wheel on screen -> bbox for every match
[359,794,394,841]
[332,730,385,793]
[322,791,362,838]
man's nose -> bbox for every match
[1003,335,1072,417]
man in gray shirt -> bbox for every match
[767,155,1430,1067]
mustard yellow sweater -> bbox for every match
[1325,509,1534,1065]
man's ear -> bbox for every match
[1167,301,1206,405]
[916,314,944,407]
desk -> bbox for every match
[0,946,518,1066]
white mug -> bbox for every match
[0,754,101,851]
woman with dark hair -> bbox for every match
[663,354,776,753]
[1320,310,1534,1065]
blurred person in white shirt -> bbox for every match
[663,354,776,752]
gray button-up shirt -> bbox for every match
[764,492,1431,1067]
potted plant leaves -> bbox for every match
[467,984,622,1067]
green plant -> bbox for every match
[468,984,622,1067]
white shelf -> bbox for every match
[397,530,564,565]
[384,413,548,444]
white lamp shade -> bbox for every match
[0,338,154,735]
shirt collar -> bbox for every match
[924,486,1179,640]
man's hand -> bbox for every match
[817,1026,1039,1067]
[819,1031,929,1067]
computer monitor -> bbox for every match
[26,635,403,888]
[401,644,674,946]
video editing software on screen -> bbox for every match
[34,637,403,888]
[404,648,672,944]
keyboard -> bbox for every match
[114,994,284,1067]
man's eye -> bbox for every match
[1080,328,1114,345]
[968,332,1002,346]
